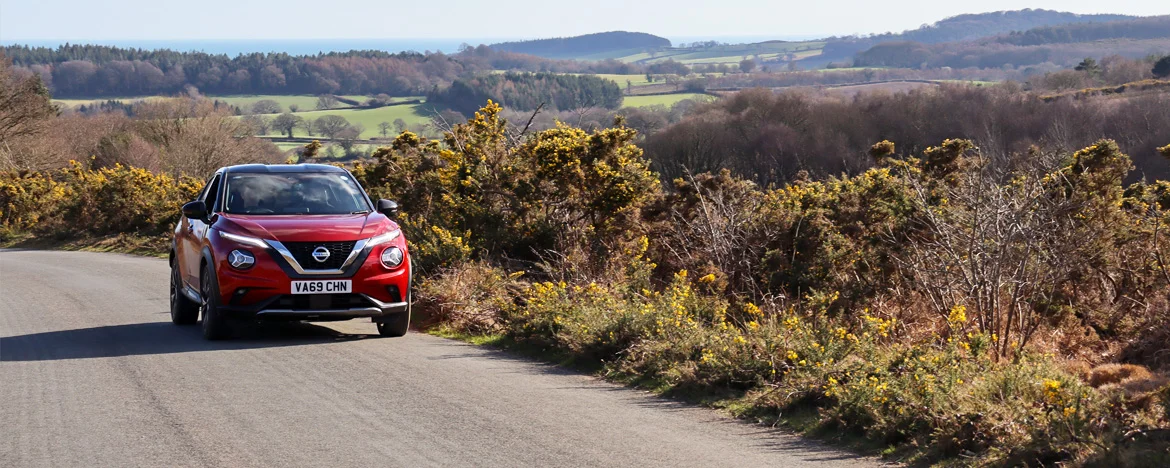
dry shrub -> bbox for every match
[415,261,520,334]
[1089,364,1153,387]
[1063,360,1094,382]
[1120,375,1170,395]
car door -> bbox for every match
[181,173,221,287]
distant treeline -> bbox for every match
[996,15,1170,46]
[852,16,1170,69]
[489,31,671,58]
[643,85,1170,185]
[850,15,1170,69]
[427,72,622,115]
[0,44,654,98]
[878,9,1134,44]
[855,38,1170,70]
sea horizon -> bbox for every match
[2,35,826,56]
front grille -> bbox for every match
[284,241,356,270]
[273,294,375,310]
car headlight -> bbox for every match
[367,229,402,247]
[380,246,404,268]
[228,249,255,269]
[219,231,269,248]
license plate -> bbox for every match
[291,280,352,294]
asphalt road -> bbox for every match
[1,249,881,468]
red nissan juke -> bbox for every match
[169,164,412,340]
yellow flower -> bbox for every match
[733,335,747,345]
[783,316,799,329]
[786,350,799,360]
[698,273,716,284]
[947,304,967,325]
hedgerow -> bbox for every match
[0,161,200,238]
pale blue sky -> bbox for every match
[0,0,1166,41]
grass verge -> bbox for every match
[0,230,169,258]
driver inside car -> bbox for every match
[298,181,335,213]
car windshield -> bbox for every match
[223,172,371,215]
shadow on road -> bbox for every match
[423,338,885,464]
[1,319,376,362]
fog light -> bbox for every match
[229,249,255,269]
[380,246,404,268]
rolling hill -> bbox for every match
[882,8,1136,44]
[854,15,1170,69]
[818,9,1141,64]
[488,32,671,59]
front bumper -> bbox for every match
[220,293,408,321]
[211,232,413,322]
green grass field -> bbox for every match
[208,95,373,112]
[621,93,713,108]
[590,73,654,87]
[258,104,435,139]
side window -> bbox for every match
[202,174,222,212]
[196,175,215,201]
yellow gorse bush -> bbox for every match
[1,161,200,236]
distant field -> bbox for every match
[622,93,714,108]
[612,41,826,65]
[591,74,654,87]
[52,95,166,107]
[52,94,398,112]
[208,95,373,111]
[273,142,305,152]
[257,104,435,139]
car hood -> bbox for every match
[218,213,394,243]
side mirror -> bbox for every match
[377,199,399,217]
[182,200,207,220]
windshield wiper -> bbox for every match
[350,210,371,214]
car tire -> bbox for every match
[376,292,411,337]
[200,264,232,341]
[170,259,199,325]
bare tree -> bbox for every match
[272,112,305,138]
[336,125,365,153]
[250,99,282,114]
[302,117,316,136]
[315,94,339,110]
[313,115,351,140]
[133,98,281,176]
[378,121,392,138]
[241,114,272,135]
[0,56,57,145]
[896,144,1096,357]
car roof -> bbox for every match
[223,164,347,174]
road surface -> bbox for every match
[1,249,881,467]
